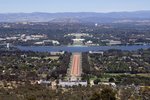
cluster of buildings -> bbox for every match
[0,33,61,46]
[34,40,60,45]
[0,34,47,42]
[84,40,99,46]
[20,34,47,42]
[101,39,122,45]
[89,51,104,55]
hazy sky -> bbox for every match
[0,0,150,13]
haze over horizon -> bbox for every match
[1,0,150,13]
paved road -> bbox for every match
[69,53,81,81]
[71,53,81,76]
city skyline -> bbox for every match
[0,0,150,13]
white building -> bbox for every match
[109,40,121,45]
[52,40,60,45]
[43,40,60,45]
[99,82,116,88]
[6,43,10,49]
[58,80,87,87]
[50,51,65,55]
[34,41,44,45]
[86,40,93,44]
[38,80,51,84]
[0,38,6,41]
[31,34,46,38]
[89,51,104,55]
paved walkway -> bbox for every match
[69,53,82,81]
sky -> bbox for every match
[0,0,150,13]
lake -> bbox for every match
[17,45,150,52]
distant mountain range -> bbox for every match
[0,11,150,23]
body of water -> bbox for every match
[17,45,150,52]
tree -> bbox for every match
[101,87,116,100]
[109,77,115,82]
[93,79,101,85]
[90,92,101,100]
[140,87,150,100]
